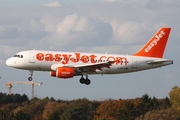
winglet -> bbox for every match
[133,28,171,58]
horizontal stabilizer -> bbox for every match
[147,60,173,65]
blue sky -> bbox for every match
[0,0,180,100]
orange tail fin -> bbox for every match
[133,28,171,58]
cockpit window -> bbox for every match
[14,55,23,58]
[14,55,19,57]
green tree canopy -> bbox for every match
[169,86,180,116]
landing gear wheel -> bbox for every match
[79,75,91,85]
[28,77,33,81]
[28,70,33,81]
[85,79,91,85]
[80,77,85,84]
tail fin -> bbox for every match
[133,28,171,58]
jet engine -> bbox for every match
[50,67,75,78]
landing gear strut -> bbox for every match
[28,70,33,81]
[79,75,91,85]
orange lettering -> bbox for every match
[36,53,44,61]
[116,57,128,65]
[36,52,128,66]
[81,55,89,63]
[62,54,72,64]
[89,54,97,63]
[55,54,62,62]
[107,56,115,61]
[71,53,80,63]
[100,56,106,62]
[45,53,53,61]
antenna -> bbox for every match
[33,42,39,50]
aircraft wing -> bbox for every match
[51,61,114,73]
[73,61,114,73]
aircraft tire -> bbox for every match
[80,78,85,84]
[28,77,33,81]
[85,79,91,85]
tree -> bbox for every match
[158,97,171,110]
[135,108,179,120]
[118,101,138,120]
[0,93,28,105]
[169,86,180,117]
[136,94,153,115]
[0,110,4,120]
[42,101,69,120]
[60,106,83,120]
[47,112,59,120]
[25,98,48,119]
[0,103,19,120]
[61,98,99,120]
[94,99,126,120]
[14,110,30,120]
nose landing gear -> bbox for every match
[79,75,91,85]
[28,70,33,81]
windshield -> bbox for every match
[14,55,23,58]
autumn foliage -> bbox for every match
[0,86,180,120]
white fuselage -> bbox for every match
[6,50,173,75]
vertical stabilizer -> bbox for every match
[133,28,171,58]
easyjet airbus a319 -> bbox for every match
[6,28,173,85]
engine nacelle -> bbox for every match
[51,67,75,78]
[51,71,56,77]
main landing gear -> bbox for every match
[79,75,91,85]
[28,70,33,81]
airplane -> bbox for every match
[6,27,173,85]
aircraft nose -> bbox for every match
[6,58,12,66]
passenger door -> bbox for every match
[29,52,35,63]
